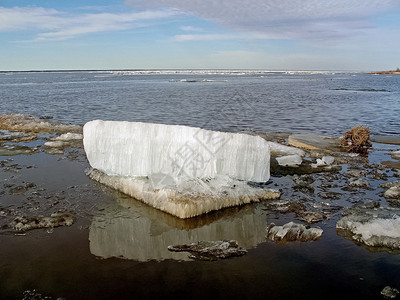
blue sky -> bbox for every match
[0,0,399,71]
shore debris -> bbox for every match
[381,286,399,299]
[11,212,76,232]
[292,174,315,192]
[266,222,323,242]
[0,144,39,156]
[339,125,371,154]
[0,114,82,133]
[167,240,247,260]
[0,130,37,142]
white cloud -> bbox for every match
[180,25,203,32]
[173,32,275,42]
[199,50,366,70]
[126,0,399,40]
[0,6,178,41]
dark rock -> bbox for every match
[299,211,324,224]
[8,182,36,195]
[168,240,247,261]
[292,174,315,192]
[370,169,388,180]
[319,192,342,200]
[347,167,366,178]
[349,178,370,189]
[382,161,400,170]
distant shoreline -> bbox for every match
[369,69,400,75]
[0,69,356,74]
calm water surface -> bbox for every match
[1,71,399,135]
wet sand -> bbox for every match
[1,124,400,299]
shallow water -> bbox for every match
[1,71,400,299]
[1,71,399,136]
[0,138,399,299]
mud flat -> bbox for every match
[1,114,400,299]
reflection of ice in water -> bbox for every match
[89,195,266,261]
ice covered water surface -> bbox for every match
[83,120,270,182]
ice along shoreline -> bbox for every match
[1,113,400,254]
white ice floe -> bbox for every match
[312,156,335,168]
[44,141,66,148]
[276,154,302,167]
[266,222,323,242]
[54,133,83,141]
[337,207,400,250]
[266,141,305,156]
[391,150,400,160]
[83,120,270,182]
[384,186,400,200]
[44,132,83,148]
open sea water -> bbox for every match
[1,70,399,136]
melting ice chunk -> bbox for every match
[337,207,400,250]
[276,154,302,167]
[83,120,270,182]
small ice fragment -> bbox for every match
[276,155,302,167]
[322,156,335,165]
[55,133,83,141]
[311,156,335,168]
[44,141,66,148]
[266,141,305,156]
[381,286,399,299]
[266,222,323,242]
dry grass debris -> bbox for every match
[340,125,371,154]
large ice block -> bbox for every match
[83,120,270,182]
[87,169,280,218]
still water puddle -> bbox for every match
[90,195,266,261]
